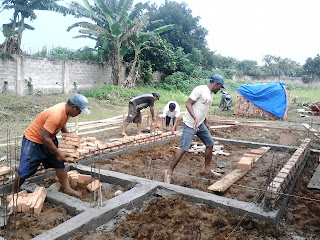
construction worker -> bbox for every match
[164,74,225,184]
[121,92,160,136]
[13,94,90,196]
[162,101,180,132]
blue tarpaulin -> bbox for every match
[237,82,287,118]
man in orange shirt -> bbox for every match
[13,94,90,196]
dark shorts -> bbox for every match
[165,116,176,126]
[17,136,64,179]
[125,102,142,124]
[180,123,214,151]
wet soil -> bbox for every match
[41,176,126,203]
[97,140,294,203]
[71,152,320,240]
[0,203,71,240]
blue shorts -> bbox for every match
[180,123,214,151]
[17,136,64,179]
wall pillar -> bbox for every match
[15,55,24,96]
[62,60,69,94]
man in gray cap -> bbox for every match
[13,94,90,196]
[164,74,225,183]
[121,92,160,137]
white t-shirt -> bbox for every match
[162,101,180,118]
[183,85,213,128]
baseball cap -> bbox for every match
[153,92,160,100]
[70,94,90,114]
[169,102,176,110]
[210,74,226,89]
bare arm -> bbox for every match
[150,107,156,121]
[203,118,210,130]
[186,98,199,130]
[61,125,68,133]
[39,128,68,161]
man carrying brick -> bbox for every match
[164,74,225,184]
[121,92,160,137]
[13,94,90,196]
[162,101,180,132]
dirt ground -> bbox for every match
[1,100,320,239]
[71,148,320,240]
[0,203,71,240]
[97,139,294,203]
[41,176,127,203]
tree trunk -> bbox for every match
[123,50,139,88]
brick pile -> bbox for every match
[7,187,47,215]
[67,170,102,192]
[234,90,290,120]
[78,131,179,159]
[237,147,270,171]
[265,138,311,208]
[0,166,12,185]
[58,133,81,163]
[67,170,92,187]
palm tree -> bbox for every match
[0,0,71,54]
[67,0,172,88]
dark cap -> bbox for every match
[169,102,176,110]
[152,92,160,100]
[210,74,226,88]
[70,94,90,114]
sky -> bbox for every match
[1,0,320,65]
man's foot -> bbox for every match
[63,187,82,197]
[121,132,127,137]
[164,169,172,184]
[206,168,222,177]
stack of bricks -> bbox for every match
[81,137,102,148]
[67,170,101,192]
[234,90,290,120]
[67,170,92,187]
[7,187,47,215]
[78,131,179,159]
[0,166,11,185]
[265,138,311,208]
[58,133,81,163]
[237,147,270,171]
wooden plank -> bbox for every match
[307,164,320,189]
[301,123,320,138]
[208,169,247,192]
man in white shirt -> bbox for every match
[162,101,180,131]
[164,74,225,184]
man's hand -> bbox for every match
[56,151,70,162]
[193,118,199,130]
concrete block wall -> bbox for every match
[0,55,122,96]
[0,58,16,93]
[265,138,311,208]
[234,90,290,120]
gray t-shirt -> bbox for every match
[130,94,155,111]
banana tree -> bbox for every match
[67,0,154,87]
[123,24,174,88]
[0,0,71,54]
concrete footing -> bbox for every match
[0,137,311,240]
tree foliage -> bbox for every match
[0,0,70,54]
